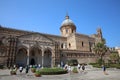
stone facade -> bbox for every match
[0,15,103,67]
[115,47,120,57]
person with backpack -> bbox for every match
[82,64,85,71]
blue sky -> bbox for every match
[0,0,120,47]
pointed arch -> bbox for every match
[29,45,42,65]
[16,47,27,67]
[44,47,52,67]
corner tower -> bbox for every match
[97,28,102,39]
[60,14,76,37]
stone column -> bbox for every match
[27,46,30,66]
[37,56,39,64]
[51,49,55,67]
[41,48,44,68]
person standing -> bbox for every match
[61,61,64,68]
[38,64,41,68]
[64,64,68,70]
[102,65,108,75]
[82,64,85,71]
[13,65,16,69]
[77,64,81,70]
[25,65,29,74]
[19,66,23,73]
[68,66,71,72]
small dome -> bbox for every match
[61,18,75,27]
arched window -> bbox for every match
[72,29,74,33]
[69,43,71,48]
[82,41,84,47]
[65,43,67,49]
[66,29,68,33]
[61,43,67,49]
[89,42,92,51]
[61,43,63,48]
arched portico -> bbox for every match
[43,49,52,67]
[16,48,27,67]
[29,46,42,66]
[16,45,54,67]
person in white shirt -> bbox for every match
[68,66,71,72]
[77,64,81,70]
[19,66,23,73]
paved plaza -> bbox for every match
[0,66,120,80]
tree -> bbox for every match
[93,42,108,65]
[109,52,119,64]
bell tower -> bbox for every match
[60,14,76,37]
[97,28,102,39]
[96,27,103,43]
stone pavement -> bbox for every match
[0,66,120,80]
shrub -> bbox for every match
[89,63,100,67]
[116,66,120,69]
[89,63,97,65]
[72,67,78,73]
[0,64,4,69]
[35,70,41,77]
[31,67,36,73]
[109,63,120,68]
[89,63,120,68]
[10,69,17,75]
[39,68,67,75]
[92,64,101,68]
[67,59,78,66]
[97,59,104,65]
[10,70,16,75]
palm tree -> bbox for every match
[93,42,108,65]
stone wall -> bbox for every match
[77,57,97,64]
[67,33,76,49]
[75,34,91,51]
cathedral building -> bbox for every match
[0,15,103,67]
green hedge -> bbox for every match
[72,67,78,73]
[116,66,120,69]
[39,68,68,75]
[0,64,4,69]
[109,64,120,68]
[89,63,120,68]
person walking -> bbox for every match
[102,65,108,75]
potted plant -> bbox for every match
[72,67,78,73]
[10,69,17,75]
[31,67,36,73]
[35,70,41,77]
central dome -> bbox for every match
[60,14,76,37]
[61,15,76,27]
